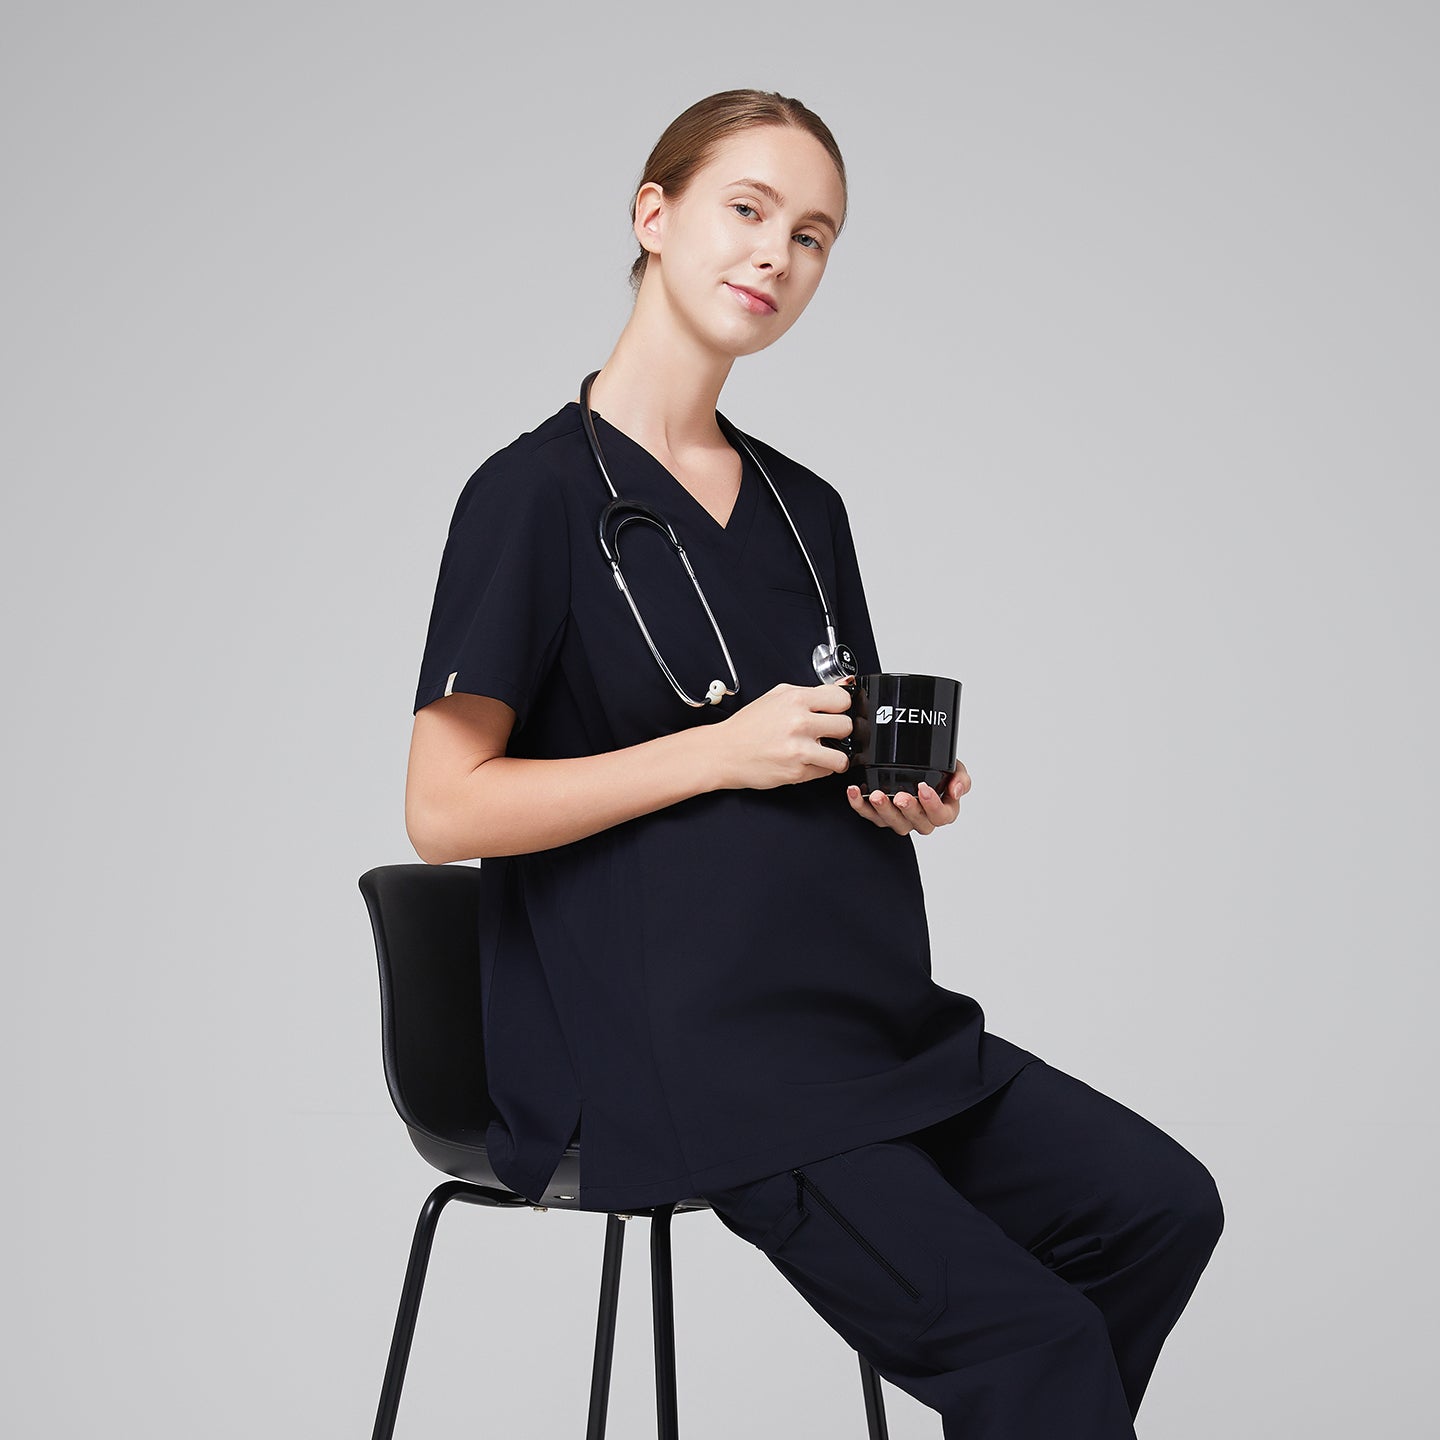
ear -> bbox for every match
[633,181,665,258]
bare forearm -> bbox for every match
[414,723,730,863]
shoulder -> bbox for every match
[447,400,591,533]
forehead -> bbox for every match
[694,127,844,216]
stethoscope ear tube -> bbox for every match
[598,495,742,707]
[597,495,681,561]
[580,369,856,704]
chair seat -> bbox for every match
[404,1124,712,1217]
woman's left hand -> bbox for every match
[845,763,971,835]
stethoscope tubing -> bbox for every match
[579,369,854,705]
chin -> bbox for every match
[734,334,779,358]
[717,307,791,356]
[709,329,774,361]
[693,317,769,361]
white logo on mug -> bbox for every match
[874,704,947,727]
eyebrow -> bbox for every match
[727,177,839,237]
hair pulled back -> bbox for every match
[627,89,847,294]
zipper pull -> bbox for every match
[792,1168,806,1212]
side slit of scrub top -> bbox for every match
[412,398,1042,1212]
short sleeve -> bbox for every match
[828,489,883,676]
[412,451,572,723]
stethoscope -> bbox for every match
[579,369,857,707]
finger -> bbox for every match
[846,785,887,826]
[947,763,972,804]
[892,790,936,834]
[814,681,855,711]
[868,788,917,835]
[917,781,958,825]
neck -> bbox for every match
[582,271,738,453]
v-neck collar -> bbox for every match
[572,403,761,553]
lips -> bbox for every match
[725,281,778,314]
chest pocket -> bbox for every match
[764,583,822,611]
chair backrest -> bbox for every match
[357,863,495,1140]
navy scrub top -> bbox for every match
[412,397,1041,1212]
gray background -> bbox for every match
[4,2,1435,1435]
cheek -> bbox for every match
[676,223,738,291]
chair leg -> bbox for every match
[858,1352,890,1440]
[650,1204,679,1440]
[587,1213,628,1440]
[372,1181,474,1440]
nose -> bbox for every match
[750,226,788,275]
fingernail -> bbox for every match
[847,786,859,797]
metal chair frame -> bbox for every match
[360,862,891,1439]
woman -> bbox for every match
[406,89,1222,1437]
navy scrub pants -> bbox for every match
[699,1058,1224,1439]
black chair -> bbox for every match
[359,862,892,1439]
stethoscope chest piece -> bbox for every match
[813,640,858,687]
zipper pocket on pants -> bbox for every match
[791,1167,921,1301]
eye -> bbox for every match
[731,203,826,252]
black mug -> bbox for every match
[821,672,962,798]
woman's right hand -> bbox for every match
[710,681,854,790]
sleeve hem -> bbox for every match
[413,672,529,718]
